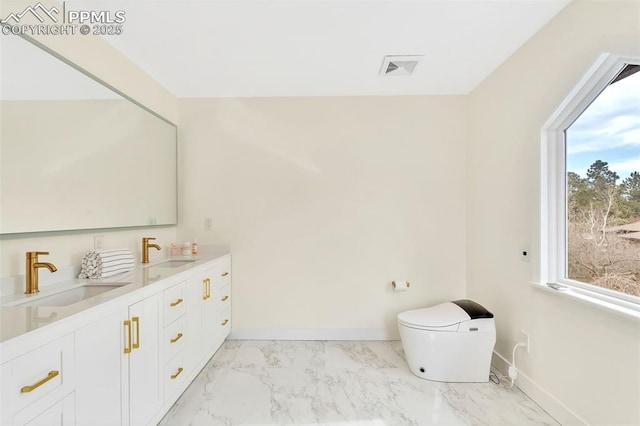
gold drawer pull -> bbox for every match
[202,278,208,300]
[124,320,132,354]
[21,370,59,393]
[132,317,140,349]
[202,278,210,300]
[221,272,229,277]
[221,319,229,326]
[221,295,229,302]
[170,367,184,380]
[170,333,183,344]
[170,298,183,307]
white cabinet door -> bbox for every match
[128,293,162,426]
[75,309,129,426]
[185,274,204,372]
[76,294,162,426]
[201,266,218,356]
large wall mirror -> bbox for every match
[0,34,177,235]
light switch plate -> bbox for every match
[94,235,104,250]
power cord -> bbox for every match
[489,371,500,385]
[508,342,527,388]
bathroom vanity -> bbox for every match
[0,251,231,426]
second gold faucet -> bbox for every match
[142,237,161,264]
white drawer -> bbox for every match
[0,334,75,419]
[205,257,230,292]
[219,256,231,285]
[163,316,186,362]
[218,308,231,332]
[12,391,75,426]
[164,352,187,401]
[163,281,186,326]
[216,284,231,310]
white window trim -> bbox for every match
[540,52,640,318]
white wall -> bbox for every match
[0,3,177,281]
[178,96,467,338]
[467,1,640,424]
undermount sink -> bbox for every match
[5,283,130,307]
[151,259,197,268]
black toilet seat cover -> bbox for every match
[451,299,494,319]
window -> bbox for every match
[542,54,640,313]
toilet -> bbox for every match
[397,299,496,382]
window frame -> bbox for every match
[541,53,640,315]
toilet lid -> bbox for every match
[397,302,470,328]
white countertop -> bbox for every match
[0,247,230,345]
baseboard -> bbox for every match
[228,328,394,341]
[492,351,589,426]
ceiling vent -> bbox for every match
[380,55,424,76]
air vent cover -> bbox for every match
[380,55,424,76]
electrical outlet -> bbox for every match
[204,217,213,231]
[520,244,530,263]
[520,330,530,353]
[94,235,104,250]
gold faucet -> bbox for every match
[25,252,57,294]
[142,237,161,264]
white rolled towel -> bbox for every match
[79,248,135,279]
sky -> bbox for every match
[566,67,640,181]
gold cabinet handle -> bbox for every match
[170,333,183,344]
[221,272,229,277]
[202,278,209,300]
[20,370,59,393]
[124,320,132,354]
[170,298,183,307]
[132,316,140,349]
[221,319,229,326]
[206,278,211,299]
[221,295,229,302]
[170,367,183,380]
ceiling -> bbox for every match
[92,0,571,98]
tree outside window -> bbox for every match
[565,65,640,297]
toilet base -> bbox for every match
[399,321,496,383]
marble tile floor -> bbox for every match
[159,340,558,426]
